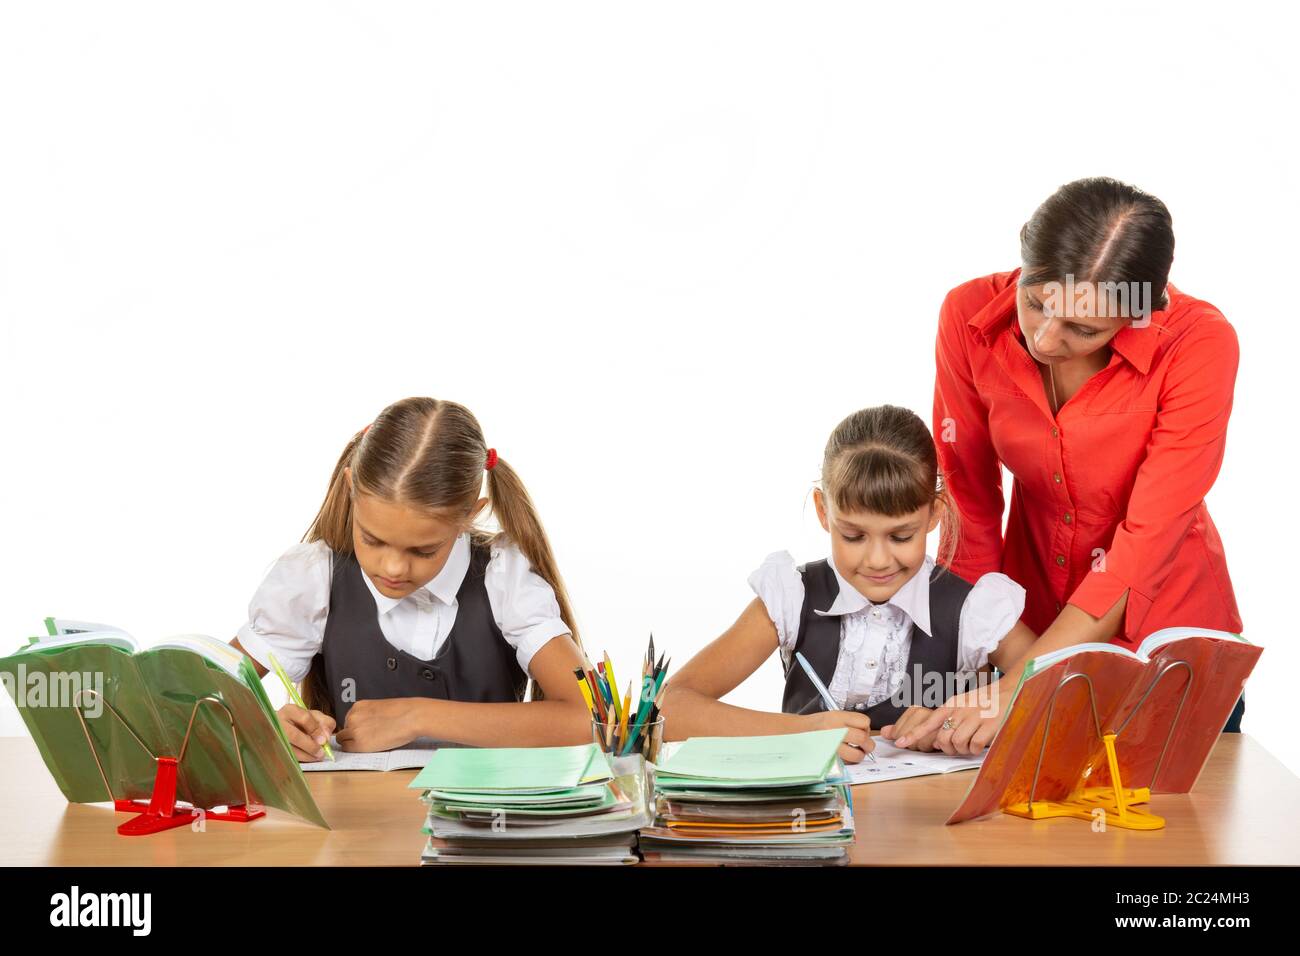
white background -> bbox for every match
[2,2,1296,775]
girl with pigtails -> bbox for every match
[232,396,591,760]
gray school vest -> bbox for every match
[319,543,528,727]
[781,559,974,728]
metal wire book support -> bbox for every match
[72,690,266,836]
[1002,660,1193,830]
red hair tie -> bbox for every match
[484,448,498,471]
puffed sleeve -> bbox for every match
[956,572,1026,672]
[746,551,805,657]
[484,541,573,675]
[234,541,332,682]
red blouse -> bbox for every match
[933,269,1242,651]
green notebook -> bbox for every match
[0,621,327,828]
[654,729,847,786]
[409,743,610,793]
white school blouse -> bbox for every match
[749,552,1026,711]
[235,533,571,683]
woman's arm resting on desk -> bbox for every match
[335,634,593,750]
[659,598,874,764]
[898,593,1128,754]
[881,619,1039,751]
[987,619,1039,675]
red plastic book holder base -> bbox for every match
[112,757,265,836]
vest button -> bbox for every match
[1053,472,1062,484]
[421,667,434,680]
[1063,512,1072,524]
[386,657,397,671]
[1055,554,1066,566]
[1051,426,1059,438]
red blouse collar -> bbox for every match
[966,267,1174,376]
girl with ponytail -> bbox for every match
[232,397,590,760]
[662,405,1037,761]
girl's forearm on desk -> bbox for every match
[412,697,593,747]
[659,685,808,741]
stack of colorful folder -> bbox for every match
[638,728,856,865]
[410,743,652,865]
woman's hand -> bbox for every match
[335,698,424,753]
[879,707,941,751]
[806,710,875,763]
[895,681,1011,755]
[277,703,336,762]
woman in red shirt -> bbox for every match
[894,177,1243,754]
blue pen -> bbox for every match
[795,651,876,763]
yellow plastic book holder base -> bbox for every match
[1003,787,1163,830]
[1002,733,1166,830]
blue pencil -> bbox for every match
[794,651,876,763]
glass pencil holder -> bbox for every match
[592,714,665,762]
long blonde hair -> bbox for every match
[300,397,580,711]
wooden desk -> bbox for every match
[2,734,1296,866]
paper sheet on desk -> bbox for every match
[845,737,984,785]
[299,737,445,772]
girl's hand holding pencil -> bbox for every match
[794,651,876,764]
[268,651,336,762]
[807,710,875,764]
[277,703,337,762]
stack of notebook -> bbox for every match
[639,728,855,865]
[410,743,651,865]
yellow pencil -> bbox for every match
[619,678,632,744]
[603,652,623,724]
[574,667,596,716]
[268,652,334,761]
